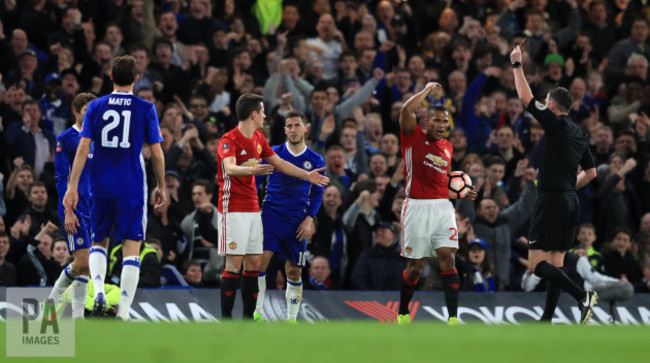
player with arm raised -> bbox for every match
[397,82,477,325]
[63,56,167,320]
[253,110,325,322]
[217,94,329,320]
[510,45,598,324]
[45,92,96,319]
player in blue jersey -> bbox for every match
[63,56,167,320]
[253,110,325,322]
[45,93,97,319]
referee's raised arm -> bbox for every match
[510,46,533,107]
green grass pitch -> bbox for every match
[2,321,648,362]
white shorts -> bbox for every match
[218,212,263,256]
[400,198,458,259]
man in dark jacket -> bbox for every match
[468,178,537,289]
[16,227,61,286]
[351,221,405,290]
[309,186,346,289]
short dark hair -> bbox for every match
[353,178,377,195]
[136,87,153,96]
[22,99,41,112]
[153,37,173,52]
[72,93,97,114]
[129,43,150,57]
[111,55,137,86]
[189,94,208,105]
[613,226,633,239]
[182,260,201,274]
[530,123,544,131]
[231,46,250,60]
[579,223,596,232]
[631,17,649,27]
[28,181,46,194]
[427,104,448,118]
[484,155,506,168]
[0,231,8,239]
[192,179,215,196]
[206,132,220,143]
[326,144,344,153]
[549,87,573,113]
[285,110,307,124]
[235,93,264,121]
[146,238,162,248]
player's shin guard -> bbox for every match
[534,261,586,302]
[89,246,107,299]
[541,281,562,321]
[441,269,460,318]
[399,269,419,315]
[241,270,259,319]
[48,264,79,302]
[117,256,140,321]
[286,278,303,321]
[220,270,240,319]
[71,275,89,320]
[254,272,266,318]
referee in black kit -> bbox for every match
[510,44,598,324]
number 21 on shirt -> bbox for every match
[101,110,131,148]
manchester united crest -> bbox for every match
[405,247,412,255]
[444,149,450,158]
[257,144,262,154]
[229,242,237,250]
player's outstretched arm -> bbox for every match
[150,142,167,209]
[400,82,439,136]
[223,156,274,177]
[265,154,330,187]
[63,137,91,211]
[510,46,533,107]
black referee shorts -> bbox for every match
[528,192,579,251]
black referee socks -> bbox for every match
[540,282,562,321]
[534,261,586,302]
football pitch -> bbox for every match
[1,321,648,362]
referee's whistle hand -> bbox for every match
[510,46,522,63]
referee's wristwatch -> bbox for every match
[512,61,522,69]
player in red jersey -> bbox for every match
[217,93,329,319]
[397,82,477,324]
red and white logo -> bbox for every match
[344,301,420,322]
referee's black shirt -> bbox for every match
[526,99,595,193]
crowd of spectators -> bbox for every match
[1,0,650,294]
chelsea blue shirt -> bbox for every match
[80,91,162,200]
[55,125,92,218]
[262,142,325,220]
